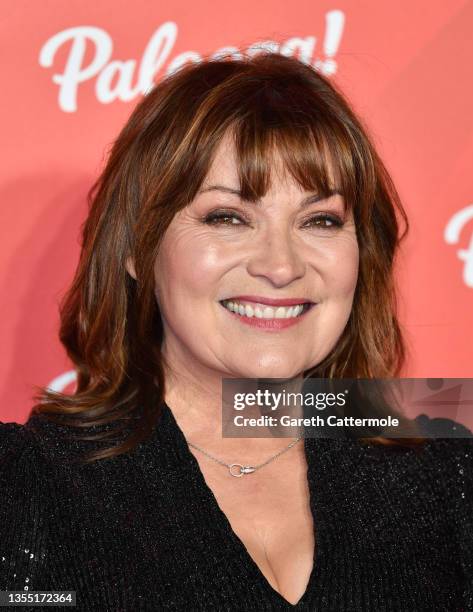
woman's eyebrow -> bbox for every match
[198,185,342,207]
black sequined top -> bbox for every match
[0,403,472,611]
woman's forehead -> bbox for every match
[203,133,239,183]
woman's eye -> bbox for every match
[303,214,344,230]
[203,211,246,226]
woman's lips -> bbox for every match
[223,295,314,307]
[219,301,316,331]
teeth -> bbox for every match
[275,306,291,318]
[244,304,254,317]
[222,300,307,319]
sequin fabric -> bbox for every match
[0,403,472,611]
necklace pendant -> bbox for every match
[229,463,256,477]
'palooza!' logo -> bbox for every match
[444,204,473,287]
[38,10,345,113]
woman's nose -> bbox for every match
[246,228,306,287]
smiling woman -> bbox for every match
[132,129,359,364]
[1,51,472,611]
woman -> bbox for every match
[1,51,472,611]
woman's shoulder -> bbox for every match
[0,418,52,562]
[1,410,162,476]
[375,414,473,506]
[0,416,60,500]
[355,414,473,492]
[2,411,123,460]
[414,412,473,438]
[0,412,99,476]
[1,412,66,455]
[413,414,473,467]
[412,415,473,595]
[0,416,45,469]
[0,414,83,591]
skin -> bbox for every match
[127,129,359,443]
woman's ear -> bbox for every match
[125,257,137,280]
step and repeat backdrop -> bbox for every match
[1,0,472,423]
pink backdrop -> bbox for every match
[1,1,472,424]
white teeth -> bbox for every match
[244,304,254,317]
[222,300,307,319]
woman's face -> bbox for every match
[153,132,359,382]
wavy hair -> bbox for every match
[32,51,425,461]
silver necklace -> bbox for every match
[187,437,303,477]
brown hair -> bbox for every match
[32,51,426,461]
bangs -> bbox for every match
[220,83,377,214]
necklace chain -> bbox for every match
[187,437,303,477]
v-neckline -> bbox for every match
[190,433,318,607]
[157,400,366,608]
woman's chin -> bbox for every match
[228,363,304,381]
